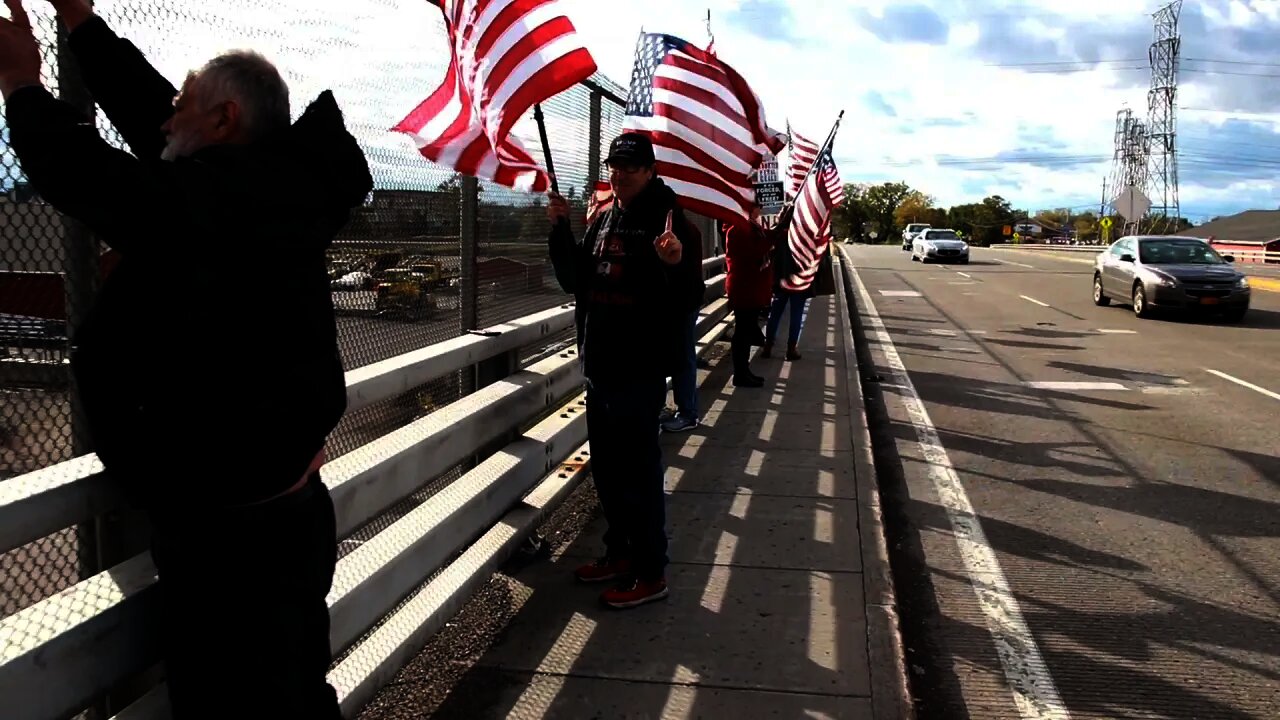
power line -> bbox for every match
[1181,67,1280,79]
[1184,56,1280,68]
[984,58,1144,67]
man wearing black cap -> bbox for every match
[547,131,703,608]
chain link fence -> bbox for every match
[0,0,628,619]
[0,4,732,715]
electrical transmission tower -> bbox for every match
[1146,0,1182,231]
[1108,108,1149,234]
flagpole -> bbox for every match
[792,110,844,203]
[533,103,559,195]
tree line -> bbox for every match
[829,181,1195,246]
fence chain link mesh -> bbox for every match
[0,3,631,713]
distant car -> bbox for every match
[902,222,931,250]
[911,228,969,264]
[1092,235,1250,321]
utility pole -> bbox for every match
[1099,177,1108,219]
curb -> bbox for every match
[832,247,915,720]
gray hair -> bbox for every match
[190,50,290,141]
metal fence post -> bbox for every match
[460,175,479,397]
[58,11,155,715]
[588,90,602,186]
[56,13,96,466]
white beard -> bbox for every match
[160,132,204,162]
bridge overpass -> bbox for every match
[4,244,1279,720]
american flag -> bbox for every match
[781,138,844,293]
[786,124,820,198]
[392,0,597,192]
[622,33,786,226]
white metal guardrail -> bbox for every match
[1000,243,1280,263]
[0,256,730,720]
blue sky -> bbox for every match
[561,0,1280,223]
[3,0,1279,224]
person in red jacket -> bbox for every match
[723,204,793,386]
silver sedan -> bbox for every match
[1092,235,1250,321]
[911,228,970,264]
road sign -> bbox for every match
[1099,216,1113,230]
[1003,225,1013,236]
[1112,186,1151,220]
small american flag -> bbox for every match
[622,33,786,226]
[786,124,820,199]
[393,0,597,192]
[782,138,844,293]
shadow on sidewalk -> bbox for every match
[426,296,873,719]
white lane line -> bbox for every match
[928,328,958,336]
[1205,369,1280,401]
[1026,381,1128,391]
[957,271,973,278]
[849,265,1069,720]
[1020,295,1051,307]
[993,257,1037,269]
[880,290,922,297]
[1095,329,1137,334]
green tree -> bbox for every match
[893,190,935,229]
[946,195,1019,246]
[862,181,914,242]
[830,183,872,241]
[1073,211,1099,242]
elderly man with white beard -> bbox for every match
[0,0,372,717]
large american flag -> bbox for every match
[622,33,786,226]
[781,139,844,293]
[392,0,597,192]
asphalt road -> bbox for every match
[844,244,1280,720]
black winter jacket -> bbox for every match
[548,178,703,383]
[5,17,373,509]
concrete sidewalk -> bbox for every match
[416,286,908,719]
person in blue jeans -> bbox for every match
[763,288,808,361]
[660,309,700,433]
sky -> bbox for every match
[3,0,1280,223]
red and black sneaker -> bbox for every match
[574,557,631,584]
[601,578,669,609]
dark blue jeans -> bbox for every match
[671,309,699,419]
[586,376,669,582]
[766,291,809,345]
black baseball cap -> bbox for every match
[605,132,656,166]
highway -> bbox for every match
[844,245,1280,720]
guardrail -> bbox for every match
[0,256,730,720]
[998,243,1280,263]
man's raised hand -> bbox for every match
[42,0,93,31]
[546,191,569,225]
[655,209,682,265]
[0,0,42,101]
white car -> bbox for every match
[901,222,931,250]
[912,228,970,264]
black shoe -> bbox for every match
[733,373,765,388]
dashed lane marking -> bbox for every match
[1020,295,1051,307]
[957,271,973,278]
[1095,329,1137,334]
[879,290,922,297]
[1026,381,1128,391]
[1206,369,1280,401]
[992,257,1037,269]
[850,265,1070,720]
